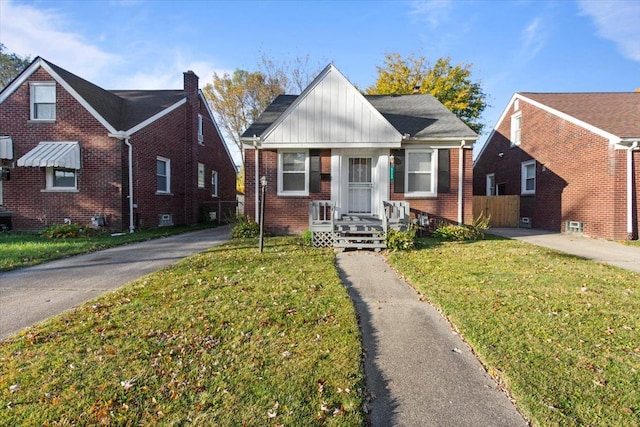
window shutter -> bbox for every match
[309,149,321,193]
[438,149,450,193]
[392,149,405,193]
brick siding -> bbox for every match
[474,98,639,240]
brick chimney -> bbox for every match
[183,70,199,96]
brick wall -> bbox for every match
[0,68,124,231]
[474,97,638,240]
[245,147,473,235]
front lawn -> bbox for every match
[387,235,640,427]
[0,224,217,272]
[0,238,365,426]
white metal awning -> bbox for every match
[0,136,12,160]
[17,141,81,169]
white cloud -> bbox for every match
[410,0,453,27]
[579,0,640,62]
[521,17,546,60]
[0,0,121,81]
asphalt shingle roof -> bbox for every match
[242,93,477,140]
[43,58,186,132]
[521,92,640,139]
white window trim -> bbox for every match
[511,112,522,146]
[278,149,309,196]
[156,156,171,194]
[521,160,536,195]
[405,149,437,198]
[211,170,218,197]
[197,162,205,188]
[486,173,496,196]
[45,167,78,191]
[30,82,56,121]
[197,114,204,144]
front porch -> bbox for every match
[309,200,412,250]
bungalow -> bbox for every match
[0,57,237,232]
[241,64,477,249]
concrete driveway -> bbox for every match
[488,228,640,273]
[0,226,231,340]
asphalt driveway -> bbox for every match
[0,225,231,340]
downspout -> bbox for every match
[109,132,135,233]
[253,137,260,222]
[627,141,639,237]
[458,140,466,225]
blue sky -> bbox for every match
[1,0,639,163]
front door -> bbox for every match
[348,157,372,214]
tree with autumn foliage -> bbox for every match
[367,53,488,134]
[203,55,322,167]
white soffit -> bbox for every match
[0,136,13,160]
[262,65,402,147]
[17,141,81,169]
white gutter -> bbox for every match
[627,141,639,236]
[458,140,466,225]
[109,132,135,233]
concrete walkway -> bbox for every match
[336,251,528,427]
[0,225,231,340]
[488,228,640,273]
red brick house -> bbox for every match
[0,57,236,232]
[241,64,477,248]
[473,92,640,240]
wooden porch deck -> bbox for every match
[309,201,410,250]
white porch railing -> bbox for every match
[310,200,411,248]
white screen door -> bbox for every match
[348,157,372,214]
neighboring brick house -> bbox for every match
[473,92,640,240]
[0,57,236,232]
[240,64,477,244]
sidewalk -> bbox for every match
[488,228,640,273]
[336,251,528,427]
[0,226,231,340]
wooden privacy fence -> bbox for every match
[473,196,520,227]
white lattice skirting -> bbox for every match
[312,231,336,247]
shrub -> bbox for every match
[231,216,260,238]
[386,227,416,250]
[432,213,490,241]
[301,230,313,246]
[42,223,93,239]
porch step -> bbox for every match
[334,233,387,250]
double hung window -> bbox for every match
[278,150,308,196]
[157,157,171,194]
[30,82,56,121]
[521,160,536,195]
[405,150,436,197]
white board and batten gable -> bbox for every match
[260,65,402,148]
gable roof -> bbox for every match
[0,57,187,135]
[519,92,640,140]
[242,64,476,147]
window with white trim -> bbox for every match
[278,150,308,196]
[30,82,56,121]
[46,168,77,190]
[486,173,496,195]
[197,114,204,144]
[521,160,536,195]
[405,149,436,197]
[511,112,522,146]
[157,156,171,194]
[197,162,205,188]
[211,170,218,197]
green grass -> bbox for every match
[0,237,365,426]
[0,224,217,272]
[387,235,640,427]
